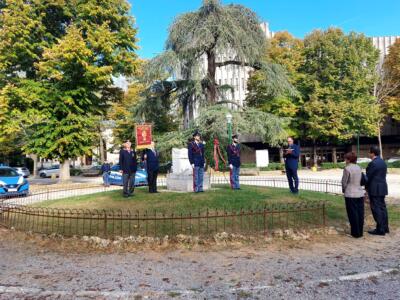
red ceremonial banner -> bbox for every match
[135,124,152,149]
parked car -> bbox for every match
[81,165,102,177]
[108,164,148,186]
[38,165,60,178]
[12,166,30,178]
[0,166,29,197]
[357,157,372,164]
[388,157,400,163]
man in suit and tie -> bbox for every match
[366,145,389,235]
[119,140,137,198]
[142,141,160,193]
[284,137,300,194]
[188,131,205,193]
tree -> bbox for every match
[0,0,139,181]
[382,39,400,121]
[300,29,381,164]
[156,105,287,167]
[247,31,303,137]
[166,0,266,103]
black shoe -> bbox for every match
[368,229,385,236]
[385,229,390,234]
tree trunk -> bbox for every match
[332,147,337,164]
[31,154,38,178]
[206,50,217,103]
[377,121,383,159]
[279,148,284,164]
[59,159,71,182]
[99,134,105,163]
[313,140,317,167]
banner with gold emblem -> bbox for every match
[135,123,152,150]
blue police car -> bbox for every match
[0,166,30,197]
[108,164,148,186]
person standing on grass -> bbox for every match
[101,160,111,187]
[341,152,365,238]
[284,137,300,194]
[119,140,137,198]
[142,141,160,193]
[366,146,389,236]
[188,131,205,193]
[227,134,241,190]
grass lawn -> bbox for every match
[34,185,341,213]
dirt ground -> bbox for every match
[0,228,400,299]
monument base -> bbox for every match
[166,172,211,192]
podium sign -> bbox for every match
[135,124,152,149]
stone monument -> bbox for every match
[166,148,211,192]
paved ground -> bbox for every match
[0,228,399,299]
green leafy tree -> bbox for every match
[247,31,303,138]
[0,0,139,180]
[382,39,400,121]
[146,0,294,110]
[300,29,381,163]
[157,105,287,168]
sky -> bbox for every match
[129,0,400,59]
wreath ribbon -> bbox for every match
[213,138,227,171]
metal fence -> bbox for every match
[0,177,398,238]
[0,201,326,238]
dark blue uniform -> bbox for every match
[142,149,159,193]
[188,141,205,192]
[284,144,300,193]
[188,141,205,167]
[227,144,241,168]
[366,156,389,234]
[119,149,137,197]
[227,143,241,189]
[101,163,111,187]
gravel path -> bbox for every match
[1,229,399,299]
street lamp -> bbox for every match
[226,112,233,145]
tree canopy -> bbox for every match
[248,28,382,149]
[0,0,139,180]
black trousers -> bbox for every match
[122,172,135,196]
[345,197,364,238]
[369,195,389,234]
[285,167,299,193]
[147,169,158,193]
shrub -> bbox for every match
[320,162,346,170]
[388,160,400,168]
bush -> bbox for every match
[320,162,346,170]
[70,168,82,176]
[260,162,284,171]
[388,160,400,168]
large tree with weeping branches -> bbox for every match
[144,0,294,108]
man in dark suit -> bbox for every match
[188,131,205,193]
[284,137,300,194]
[366,145,389,235]
[119,140,137,197]
[142,141,160,193]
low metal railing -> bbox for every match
[0,177,398,238]
[0,201,327,238]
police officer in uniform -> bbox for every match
[227,134,241,190]
[142,141,160,193]
[284,137,300,194]
[188,131,205,193]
